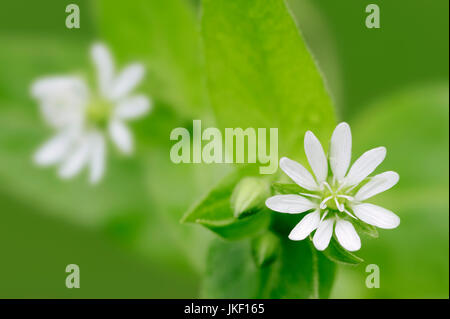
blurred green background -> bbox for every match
[0,0,448,298]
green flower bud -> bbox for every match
[251,231,280,267]
[231,177,270,218]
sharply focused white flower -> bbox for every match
[31,43,152,184]
[265,122,400,252]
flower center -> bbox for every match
[317,181,356,219]
[86,97,111,129]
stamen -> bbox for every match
[344,208,357,219]
[323,181,333,193]
[320,196,333,209]
[320,210,329,222]
[299,192,321,199]
[337,194,354,201]
[334,197,344,212]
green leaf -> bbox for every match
[271,182,304,195]
[97,0,207,117]
[323,237,364,266]
[201,239,260,298]
[352,218,379,238]
[181,167,271,240]
[251,231,280,267]
[231,176,270,218]
[201,237,335,298]
[201,0,336,160]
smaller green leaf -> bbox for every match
[353,219,379,238]
[181,166,270,240]
[323,237,364,266]
[251,231,280,267]
[231,177,270,218]
[271,182,304,195]
[196,211,271,241]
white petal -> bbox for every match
[344,147,386,186]
[88,133,106,184]
[335,219,361,251]
[109,64,145,100]
[34,132,73,166]
[58,137,91,179]
[352,203,400,229]
[313,218,334,251]
[355,171,399,201]
[279,157,318,191]
[265,195,316,214]
[329,122,352,182]
[114,95,151,120]
[304,131,328,184]
[91,43,115,97]
[288,210,320,240]
[109,120,133,154]
[31,76,88,128]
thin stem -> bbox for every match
[309,241,320,299]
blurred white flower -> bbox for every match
[265,122,400,252]
[31,43,152,184]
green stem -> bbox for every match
[309,241,319,299]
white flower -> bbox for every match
[265,122,400,252]
[31,43,152,184]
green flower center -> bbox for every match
[315,181,356,219]
[86,97,112,129]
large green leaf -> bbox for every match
[96,0,207,117]
[201,238,335,298]
[201,0,336,160]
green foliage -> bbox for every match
[193,0,338,297]
[97,0,207,117]
[323,238,364,266]
[2,0,445,299]
[251,231,280,267]
[201,0,336,159]
[201,238,335,298]
[352,219,379,238]
[181,167,271,240]
[271,182,305,195]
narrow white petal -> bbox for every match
[279,157,318,191]
[114,95,151,120]
[88,133,106,184]
[353,203,400,229]
[265,195,316,214]
[31,76,88,128]
[313,218,334,251]
[355,171,400,201]
[335,219,361,251]
[109,120,133,154]
[31,76,88,100]
[58,138,91,179]
[34,132,73,166]
[109,64,145,100]
[91,43,115,97]
[289,210,320,240]
[304,131,328,184]
[329,122,352,182]
[344,147,386,186]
